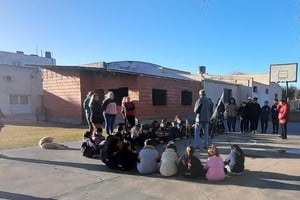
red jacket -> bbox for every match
[278,103,289,124]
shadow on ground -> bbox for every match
[0,191,55,200]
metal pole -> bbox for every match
[286,81,289,101]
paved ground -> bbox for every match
[0,125,300,200]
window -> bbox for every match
[9,95,29,105]
[181,90,192,105]
[20,95,29,104]
[109,87,128,106]
[152,89,167,106]
[9,95,19,104]
[265,89,269,94]
[275,93,278,99]
[224,89,232,104]
[253,86,258,93]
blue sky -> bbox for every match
[1,0,300,86]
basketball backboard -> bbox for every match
[270,63,298,83]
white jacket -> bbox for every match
[159,148,178,176]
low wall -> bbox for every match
[289,111,300,122]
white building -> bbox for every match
[0,50,56,119]
[0,65,43,117]
[188,72,282,106]
[0,50,56,66]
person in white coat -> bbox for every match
[159,142,179,176]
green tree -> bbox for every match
[282,86,298,99]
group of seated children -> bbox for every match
[82,126,245,181]
[112,117,186,149]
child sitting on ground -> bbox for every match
[101,135,120,169]
[159,141,179,177]
[204,145,225,181]
[81,131,100,158]
[178,146,204,178]
[115,140,137,171]
[224,144,245,175]
[93,127,105,147]
[130,123,142,150]
[137,139,160,174]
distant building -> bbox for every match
[196,73,282,105]
[0,50,56,66]
[0,50,56,118]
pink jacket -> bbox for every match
[105,102,117,115]
[278,104,289,124]
[204,156,225,181]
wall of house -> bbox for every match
[204,80,239,105]
[43,68,82,124]
[251,81,282,105]
[135,75,201,121]
[0,65,42,116]
[80,70,201,122]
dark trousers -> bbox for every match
[260,119,268,133]
[227,117,236,132]
[272,117,279,134]
[126,115,136,128]
[246,117,250,132]
[240,118,247,133]
[250,117,259,132]
[280,123,287,139]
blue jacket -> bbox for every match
[224,148,245,173]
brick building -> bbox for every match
[41,61,282,124]
[42,61,202,124]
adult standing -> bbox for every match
[121,96,136,128]
[226,97,239,132]
[83,91,94,132]
[278,99,289,139]
[248,97,261,133]
[88,93,104,132]
[0,107,5,132]
[244,97,253,132]
[271,99,279,134]
[194,89,213,149]
[260,100,270,133]
[103,91,117,135]
[237,102,247,134]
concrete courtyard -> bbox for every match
[0,123,300,200]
